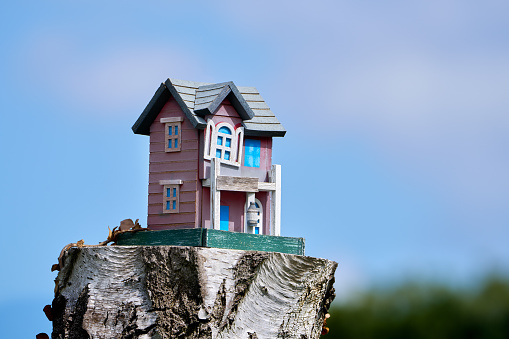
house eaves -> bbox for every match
[132,78,286,137]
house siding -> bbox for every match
[147,97,200,230]
[199,100,273,181]
[201,188,271,234]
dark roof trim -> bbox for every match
[194,82,255,120]
[132,83,170,135]
[132,80,209,135]
[194,84,231,117]
[227,82,255,120]
[244,128,286,137]
[164,79,207,129]
[133,78,284,137]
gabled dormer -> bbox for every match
[133,79,285,137]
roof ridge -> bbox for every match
[132,78,286,137]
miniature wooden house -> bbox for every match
[132,79,286,236]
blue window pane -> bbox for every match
[173,188,176,198]
[168,139,172,148]
[220,205,229,231]
[216,149,222,158]
[174,139,178,148]
[175,125,178,135]
[166,188,171,197]
[225,138,231,147]
[166,201,170,210]
[217,136,223,146]
[173,200,176,210]
[224,151,230,160]
[218,126,232,135]
[168,126,172,135]
[244,139,261,167]
[254,227,259,234]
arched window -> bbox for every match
[216,126,232,161]
[204,120,244,166]
[244,198,263,234]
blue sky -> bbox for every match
[1,1,508,336]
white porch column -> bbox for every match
[210,158,221,230]
[270,164,281,236]
[245,192,256,233]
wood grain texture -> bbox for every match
[52,246,336,339]
[216,176,259,192]
[210,158,221,230]
[116,229,304,255]
[160,117,184,123]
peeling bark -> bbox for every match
[52,246,337,339]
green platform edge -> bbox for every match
[116,228,305,255]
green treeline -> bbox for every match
[324,276,509,339]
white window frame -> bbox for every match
[204,119,244,167]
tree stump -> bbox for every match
[52,246,337,339]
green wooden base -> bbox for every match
[116,228,305,255]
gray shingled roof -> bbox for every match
[132,78,286,137]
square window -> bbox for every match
[225,138,231,147]
[217,136,223,146]
[225,151,230,160]
[163,184,179,214]
[165,121,182,152]
[216,149,222,158]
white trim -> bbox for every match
[203,119,215,160]
[257,182,276,191]
[212,122,236,165]
[203,120,242,167]
[270,164,281,236]
[159,180,183,185]
[160,117,184,123]
[210,158,221,230]
[234,127,244,164]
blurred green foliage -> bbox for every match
[324,276,509,339]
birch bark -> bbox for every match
[52,246,337,339]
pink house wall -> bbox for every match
[201,188,271,234]
[240,136,272,181]
[146,97,274,233]
[147,97,201,230]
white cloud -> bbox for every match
[19,31,208,117]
